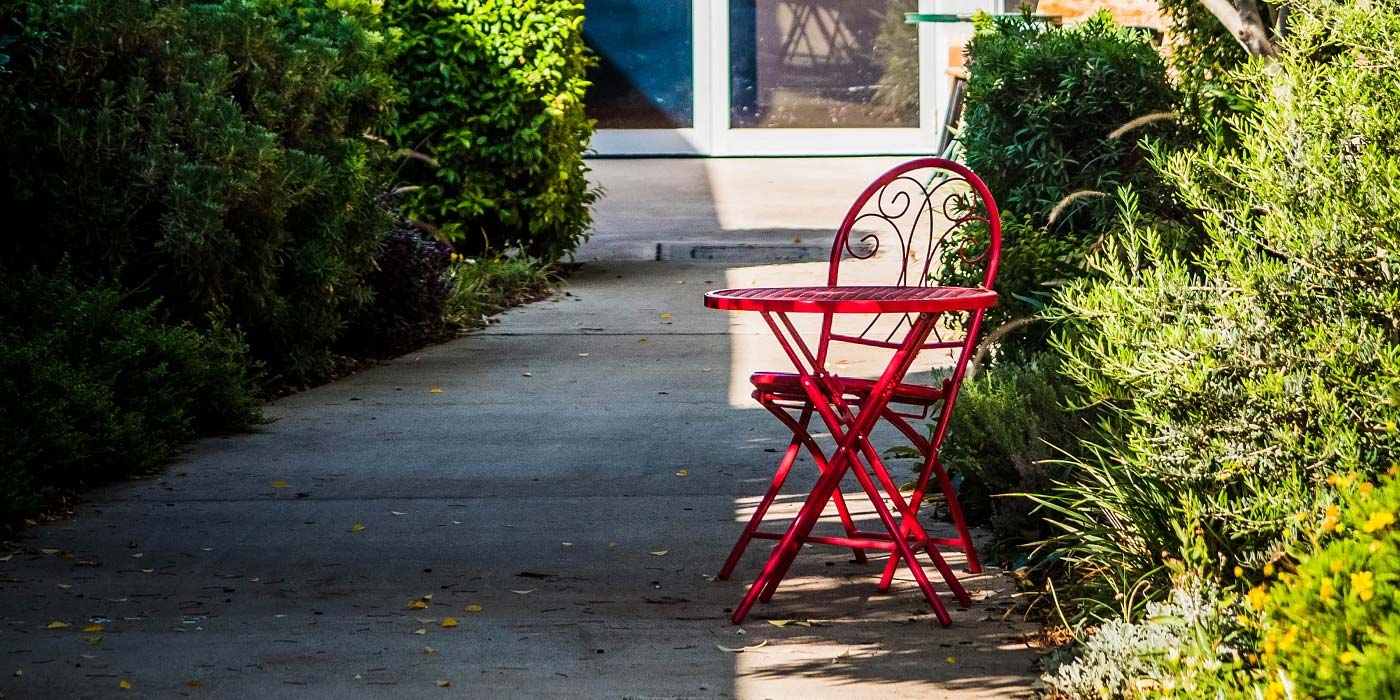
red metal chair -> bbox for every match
[717,157,1001,591]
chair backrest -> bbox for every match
[818,157,1001,363]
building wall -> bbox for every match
[1037,0,1166,29]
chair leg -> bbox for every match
[718,407,810,581]
[880,410,981,583]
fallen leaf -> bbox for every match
[46,621,69,629]
[57,583,72,590]
[428,388,443,393]
[946,656,957,664]
[413,629,427,635]
[716,640,768,653]
[637,338,648,344]
[793,237,803,243]
[416,618,436,624]
[577,353,589,357]
[649,549,669,556]
[0,553,11,562]
[82,625,103,633]
[187,680,204,687]
[676,280,686,285]
[465,604,483,613]
[435,680,451,688]
[81,635,103,645]
[440,617,459,628]
[119,680,131,690]
[140,568,155,574]
[675,470,688,478]
[423,646,437,654]
[510,589,536,595]
[270,480,289,489]
[607,542,619,548]
[522,372,533,377]
[767,619,793,627]
[660,313,672,319]
[40,549,59,555]
[350,524,365,532]
[560,542,573,547]
[408,600,428,610]
[390,511,406,516]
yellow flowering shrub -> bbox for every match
[1253,470,1400,700]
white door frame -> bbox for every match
[589,0,993,156]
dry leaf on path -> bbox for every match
[118,680,131,690]
[408,600,428,610]
[82,625,103,633]
[435,680,451,688]
[187,680,204,688]
[465,605,483,613]
[46,621,68,629]
[510,589,536,595]
[716,640,768,653]
[660,313,672,319]
[413,629,427,635]
[428,388,443,393]
[649,549,669,556]
[270,481,289,489]
[675,470,688,477]
[350,524,365,532]
[440,617,459,628]
[390,511,406,516]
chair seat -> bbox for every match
[751,372,945,406]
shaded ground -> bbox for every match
[2,157,1040,698]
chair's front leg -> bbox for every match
[718,403,813,581]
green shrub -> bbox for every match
[0,270,261,523]
[936,356,1083,555]
[0,0,398,386]
[385,0,597,260]
[443,255,555,327]
[1037,0,1400,617]
[959,10,1179,327]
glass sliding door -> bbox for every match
[585,0,969,155]
[585,0,710,154]
[728,0,919,129]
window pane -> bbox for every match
[584,0,694,129]
[730,0,919,128]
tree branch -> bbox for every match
[1199,0,1279,59]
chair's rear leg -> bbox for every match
[879,410,981,585]
[772,404,869,565]
[718,403,810,581]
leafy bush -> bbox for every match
[386,0,597,260]
[1037,0,1400,617]
[937,356,1083,555]
[0,0,398,386]
[0,270,261,522]
[343,221,455,356]
[960,10,1179,326]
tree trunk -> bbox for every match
[1199,0,1279,59]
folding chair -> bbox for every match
[717,157,1001,595]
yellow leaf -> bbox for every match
[82,625,103,633]
[510,589,536,595]
[675,470,688,477]
[649,549,669,556]
[408,600,428,610]
[187,680,204,687]
[435,680,451,688]
[946,656,957,664]
[428,388,444,393]
[465,604,482,613]
[660,313,672,319]
[119,680,131,690]
[638,338,648,344]
[46,621,69,629]
[607,542,619,548]
[270,480,289,489]
[390,511,406,516]
[350,524,365,532]
[440,617,459,628]
[767,619,792,627]
[423,646,436,654]
[413,629,427,635]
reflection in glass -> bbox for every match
[730,0,919,128]
[584,0,694,129]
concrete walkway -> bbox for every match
[0,160,1039,700]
